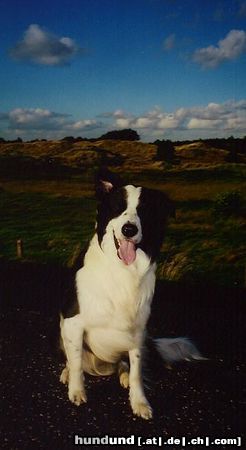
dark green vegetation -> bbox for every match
[0,138,245,287]
[0,191,96,265]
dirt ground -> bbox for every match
[0,261,245,449]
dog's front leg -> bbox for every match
[129,348,153,420]
[63,315,87,406]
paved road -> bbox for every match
[0,261,245,449]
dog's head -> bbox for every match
[95,169,174,265]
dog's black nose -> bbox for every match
[122,223,138,238]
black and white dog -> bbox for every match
[59,170,202,420]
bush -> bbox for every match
[213,190,244,217]
[61,136,75,142]
[99,129,140,141]
[154,140,176,163]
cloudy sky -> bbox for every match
[0,0,246,141]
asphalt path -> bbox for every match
[0,261,245,449]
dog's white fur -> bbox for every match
[60,182,202,420]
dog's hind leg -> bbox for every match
[59,319,69,384]
[61,315,87,406]
[82,350,116,376]
[60,361,69,384]
[118,360,129,389]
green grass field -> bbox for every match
[1,163,245,287]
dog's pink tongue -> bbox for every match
[118,240,136,265]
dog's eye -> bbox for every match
[110,200,126,216]
[109,191,127,216]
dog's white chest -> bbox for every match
[76,237,156,360]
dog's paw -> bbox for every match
[119,371,129,389]
[60,367,69,384]
[131,400,153,420]
[118,361,129,389]
[68,388,87,406]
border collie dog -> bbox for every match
[60,170,201,420]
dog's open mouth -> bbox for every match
[113,233,136,265]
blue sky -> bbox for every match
[0,0,245,141]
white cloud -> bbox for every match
[113,110,126,118]
[10,24,81,66]
[134,117,153,128]
[114,108,184,131]
[1,100,245,141]
[193,29,246,68]
[187,118,223,129]
[158,114,180,129]
[112,100,246,137]
[8,108,70,130]
[2,108,101,137]
[184,100,246,131]
[225,116,246,130]
[115,117,132,128]
[70,119,99,130]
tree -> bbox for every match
[10,137,23,143]
[99,129,140,141]
[61,136,75,142]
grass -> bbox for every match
[0,191,96,264]
[0,157,245,287]
[158,206,245,286]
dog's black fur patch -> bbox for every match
[137,188,174,262]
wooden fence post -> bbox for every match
[16,239,23,258]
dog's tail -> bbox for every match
[154,337,207,363]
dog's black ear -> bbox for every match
[95,168,124,199]
[156,191,175,221]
